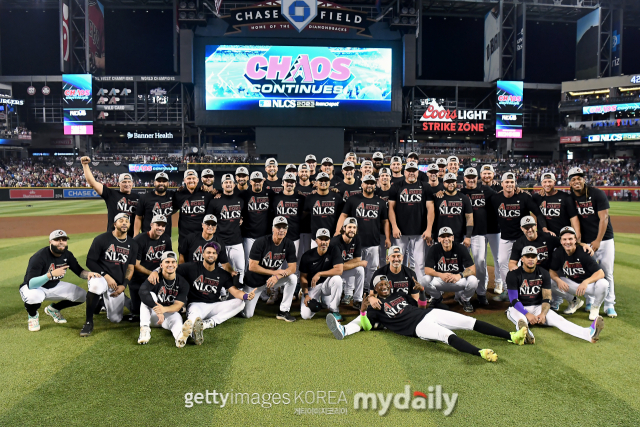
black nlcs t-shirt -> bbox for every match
[370,264,419,296]
[240,189,271,239]
[299,245,343,286]
[139,274,189,307]
[375,187,392,235]
[570,187,614,243]
[334,180,362,202]
[271,192,305,241]
[22,247,84,290]
[177,262,234,304]
[433,192,472,242]
[296,183,314,197]
[132,232,173,284]
[510,232,560,271]
[506,266,551,306]
[135,191,175,237]
[341,194,388,247]
[86,232,138,285]
[173,189,212,240]
[178,232,228,265]
[532,191,578,236]
[389,180,433,235]
[264,179,284,194]
[330,234,362,262]
[101,186,139,237]
[549,246,602,283]
[390,175,405,186]
[425,242,474,274]
[461,185,497,236]
[244,235,297,289]
[491,193,546,241]
[366,294,431,337]
[303,192,344,237]
[207,193,244,245]
[296,183,314,234]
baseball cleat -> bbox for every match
[589,307,600,321]
[550,300,561,311]
[493,282,503,294]
[476,295,489,306]
[563,297,584,315]
[266,289,278,305]
[44,305,67,324]
[509,325,528,346]
[176,320,193,348]
[202,318,216,329]
[590,316,604,343]
[326,313,345,340]
[605,307,617,318]
[341,295,353,305]
[492,290,509,302]
[517,319,535,344]
[276,311,296,322]
[331,312,343,322]
[584,302,592,312]
[352,300,362,310]
[479,349,498,362]
[79,321,93,337]
[462,300,474,313]
[192,317,204,346]
[138,326,151,345]
[28,313,40,332]
[428,298,449,310]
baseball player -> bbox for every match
[368,245,421,301]
[334,161,362,201]
[305,154,318,183]
[235,166,249,192]
[271,172,304,262]
[239,171,271,272]
[330,218,366,307]
[20,230,99,331]
[285,163,298,178]
[388,161,435,281]
[131,215,173,321]
[172,169,213,249]
[549,226,609,321]
[533,172,581,238]
[376,168,393,268]
[327,275,529,362]
[303,172,344,248]
[134,172,174,237]
[372,152,385,176]
[82,213,139,336]
[178,214,234,276]
[432,173,473,246]
[297,163,314,197]
[200,169,216,193]
[320,157,340,187]
[389,156,404,185]
[568,167,616,317]
[360,160,374,181]
[137,252,192,347]
[406,152,427,183]
[446,155,465,186]
[422,227,478,313]
[506,246,604,344]
[299,228,344,320]
[264,158,283,194]
[243,216,298,321]
[425,164,444,191]
[297,163,315,279]
[81,156,139,237]
[435,158,447,179]
[479,164,504,295]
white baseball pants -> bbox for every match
[88,277,125,323]
[506,304,593,342]
[243,238,256,272]
[552,277,608,309]
[392,235,426,281]
[187,299,245,326]
[242,275,297,318]
[497,239,515,288]
[469,235,487,295]
[378,234,387,267]
[342,266,365,302]
[300,276,342,320]
[140,297,184,340]
[485,233,502,286]
[588,239,615,309]
[420,275,479,302]
[361,246,380,289]
[226,243,245,284]
[20,281,86,305]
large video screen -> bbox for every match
[63,74,93,135]
[204,45,392,112]
[495,80,523,139]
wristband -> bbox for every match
[418,300,428,307]
[360,311,367,316]
[123,278,130,288]
[542,299,551,305]
[465,225,473,239]
[243,293,249,301]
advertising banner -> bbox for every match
[10,189,55,199]
[128,164,179,172]
[588,133,640,142]
[60,0,71,73]
[63,189,100,198]
[419,99,489,133]
[63,74,93,135]
[560,136,582,144]
[496,80,523,138]
[583,103,640,115]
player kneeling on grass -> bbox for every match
[506,246,604,344]
[20,230,101,332]
[137,252,191,347]
[326,276,529,362]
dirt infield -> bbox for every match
[611,216,640,234]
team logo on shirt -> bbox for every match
[262,251,286,269]
[276,200,299,216]
[356,202,380,218]
[248,196,269,212]
[157,284,179,303]
[342,189,362,200]
[399,188,422,203]
[438,200,463,215]
[152,201,173,217]
[312,200,335,215]
[540,201,561,217]
[469,193,485,208]
[383,296,409,317]
[181,199,206,215]
[145,244,167,262]
[193,246,204,262]
[340,247,355,261]
[562,261,585,278]
[575,201,595,216]
[117,197,137,214]
[390,278,410,294]
[48,263,68,280]
[519,278,543,295]
[497,203,521,218]
[193,275,220,294]
[437,256,460,273]
[534,245,548,263]
[104,244,130,263]
[220,204,242,220]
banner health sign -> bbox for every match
[63,74,93,135]
[496,80,523,138]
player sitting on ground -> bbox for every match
[326,275,529,362]
[506,246,604,344]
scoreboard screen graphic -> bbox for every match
[63,74,93,135]
[205,45,392,112]
[495,80,523,139]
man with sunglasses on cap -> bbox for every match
[207,174,245,284]
[479,164,504,294]
[243,216,298,321]
[235,167,250,192]
[327,274,529,362]
[264,158,283,194]
[568,167,617,318]
[432,172,473,248]
[178,214,233,272]
[173,169,214,249]
[389,156,404,185]
[131,215,173,322]
[549,226,609,321]
[335,161,362,201]
[305,154,318,183]
[506,245,604,344]
[20,230,100,332]
[137,252,192,347]
[81,156,139,237]
[300,228,344,320]
[239,171,271,272]
[375,168,393,267]
[372,152,385,176]
[303,172,344,249]
[330,217,366,307]
[134,172,175,238]
[82,213,139,336]
[533,172,581,238]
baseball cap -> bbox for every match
[283,172,296,182]
[541,172,556,182]
[316,228,331,239]
[361,174,377,183]
[372,152,384,160]
[151,214,167,224]
[388,246,402,255]
[342,161,355,170]
[250,171,264,181]
[447,156,460,164]
[114,213,129,223]
[343,217,358,227]
[464,167,478,177]
[118,173,133,183]
[481,165,495,173]
[221,173,235,183]
[316,172,330,181]
[345,152,356,158]
[407,152,419,159]
[521,246,538,257]
[568,167,584,179]
[373,275,389,287]
[379,167,391,176]
[265,158,278,167]
[305,154,317,162]
[307,299,323,313]
[285,164,297,172]
[502,172,516,181]
[321,157,334,165]
[49,230,69,241]
[201,169,214,178]
[361,160,373,167]
[235,166,249,176]
[390,156,402,164]
[559,226,577,236]
[439,227,454,236]
[520,216,536,227]
[160,251,177,261]
[436,158,447,166]
[427,164,439,172]
[298,163,309,171]
[155,172,169,181]
[184,169,198,179]
[273,216,288,227]
[405,161,419,171]
[203,214,217,224]
[444,173,457,182]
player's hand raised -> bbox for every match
[50,265,69,278]
[80,156,91,165]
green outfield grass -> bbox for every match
[0,200,107,217]
[609,201,640,217]
[0,203,639,426]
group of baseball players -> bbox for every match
[19,151,614,360]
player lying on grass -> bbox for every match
[326,275,530,362]
[505,245,604,344]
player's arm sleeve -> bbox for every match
[176,263,188,279]
[100,186,111,201]
[134,194,145,216]
[128,242,139,268]
[565,195,578,217]
[331,246,344,267]
[506,271,528,315]
[423,187,434,201]
[138,280,157,308]
[205,200,215,216]
[341,197,354,215]
[299,254,308,274]
[176,278,189,303]
[584,253,603,276]
[285,240,297,264]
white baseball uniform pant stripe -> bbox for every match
[300,275,342,320]
[361,246,380,289]
[551,277,608,308]
[379,234,387,267]
[415,309,477,344]
[226,243,246,284]
[187,299,245,326]
[497,239,515,287]
[506,304,592,342]
[243,238,256,272]
[242,275,297,318]
[485,233,502,286]
[20,281,86,305]
[588,239,615,309]
[88,277,125,323]
[392,235,426,281]
[469,235,487,295]
[341,266,365,301]
[140,299,184,340]
[420,275,479,302]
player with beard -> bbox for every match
[367,246,422,304]
[507,246,604,344]
[372,152,385,176]
[207,174,245,284]
[82,214,139,336]
[303,172,344,248]
[376,168,393,267]
[134,172,174,237]
[460,167,497,305]
[305,154,318,183]
[173,169,213,249]
[272,173,304,260]
[432,173,473,246]
[81,156,139,237]
[264,158,283,194]
[243,217,298,321]
[425,164,444,191]
[479,164,504,294]
[137,252,192,347]
[235,167,250,192]
[200,169,216,194]
[178,215,232,276]
[533,172,581,238]
[567,167,616,317]
[297,163,314,197]
[131,215,173,321]
[335,161,362,201]
[330,218,366,307]
[436,158,447,179]
[296,164,314,276]
[406,152,427,183]
[20,230,99,332]
[240,171,271,272]
[389,156,404,185]
[549,227,609,321]
[327,275,529,362]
